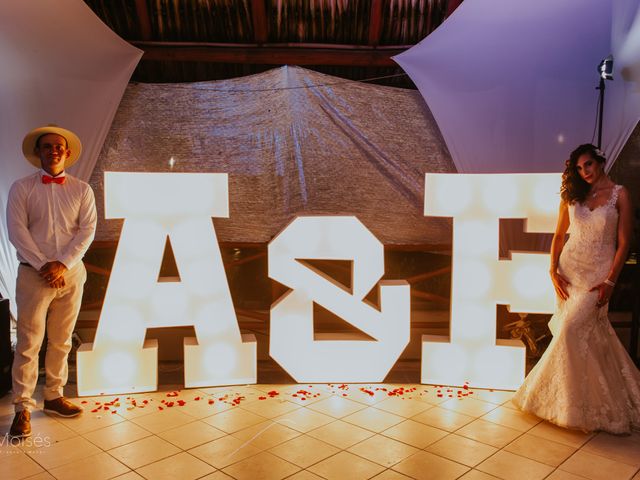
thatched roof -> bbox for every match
[84,0,461,86]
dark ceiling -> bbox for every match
[83,0,462,87]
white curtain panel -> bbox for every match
[615,0,640,89]
[0,0,141,315]
[394,0,640,173]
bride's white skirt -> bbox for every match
[512,287,640,434]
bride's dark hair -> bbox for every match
[561,143,606,204]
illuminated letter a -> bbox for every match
[77,173,256,395]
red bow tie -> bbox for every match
[42,175,65,185]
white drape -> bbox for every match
[0,1,141,316]
[395,0,640,173]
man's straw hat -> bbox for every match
[22,125,82,168]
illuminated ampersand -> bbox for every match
[269,216,410,382]
[77,172,256,396]
[422,174,560,390]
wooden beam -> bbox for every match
[84,263,112,277]
[251,0,268,44]
[411,290,450,304]
[230,251,267,266]
[368,0,384,46]
[131,41,409,67]
[405,266,451,284]
[134,0,153,41]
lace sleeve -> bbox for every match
[609,184,622,208]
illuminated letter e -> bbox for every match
[422,174,559,390]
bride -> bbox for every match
[512,143,640,433]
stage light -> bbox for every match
[422,173,559,390]
[77,172,256,396]
[101,306,145,342]
[532,177,559,220]
[512,263,548,300]
[269,216,410,383]
[454,304,495,342]
[435,174,472,214]
[101,351,137,384]
[482,177,518,216]
[457,261,493,299]
[599,55,614,81]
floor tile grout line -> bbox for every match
[78,418,155,453]
[561,444,640,472]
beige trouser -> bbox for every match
[12,262,87,412]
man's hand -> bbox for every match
[48,277,66,288]
[39,261,68,284]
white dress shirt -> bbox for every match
[7,170,97,270]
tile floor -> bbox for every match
[1,382,639,480]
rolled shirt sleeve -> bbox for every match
[59,185,97,269]
[7,181,48,270]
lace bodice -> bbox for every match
[559,185,621,289]
[568,184,621,250]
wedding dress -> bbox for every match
[512,185,640,433]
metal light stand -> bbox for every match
[596,55,614,150]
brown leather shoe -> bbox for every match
[43,397,83,418]
[10,410,31,438]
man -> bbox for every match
[7,125,97,438]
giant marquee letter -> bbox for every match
[77,173,256,395]
[422,174,560,390]
[269,216,410,382]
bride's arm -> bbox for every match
[550,200,571,300]
[607,187,633,284]
[591,187,633,307]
